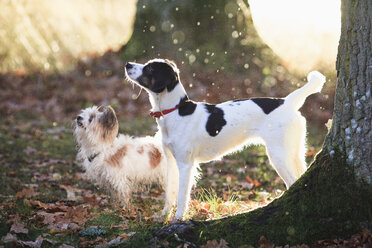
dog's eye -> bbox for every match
[89,115,95,123]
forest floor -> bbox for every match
[1,51,370,247]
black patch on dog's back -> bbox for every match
[178,96,197,116]
[204,104,227,137]
[250,98,284,114]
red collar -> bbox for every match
[150,105,179,118]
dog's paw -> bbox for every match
[173,211,185,221]
[168,216,181,223]
[161,206,170,216]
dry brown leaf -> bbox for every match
[17,235,57,248]
[119,231,136,240]
[258,236,274,248]
[2,232,17,243]
[35,210,63,225]
[10,216,28,234]
[30,200,50,210]
[17,235,44,248]
[82,192,104,206]
[201,239,219,248]
[79,237,104,247]
[245,175,254,184]
[219,239,230,248]
[16,188,39,199]
[60,185,82,201]
[58,244,75,248]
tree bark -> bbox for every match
[155,1,372,246]
[326,0,372,184]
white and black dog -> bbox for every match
[125,59,325,220]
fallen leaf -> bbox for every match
[58,244,75,248]
[253,179,261,187]
[2,232,17,243]
[16,188,39,199]
[119,231,136,240]
[6,171,17,177]
[10,216,28,234]
[245,175,254,184]
[60,185,82,201]
[17,235,57,248]
[106,236,123,246]
[79,237,104,247]
[201,239,219,248]
[258,236,274,248]
[36,210,65,225]
[218,239,229,248]
[82,191,105,206]
[17,235,44,248]
[30,200,50,210]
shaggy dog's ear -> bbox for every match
[99,106,117,128]
[99,106,119,141]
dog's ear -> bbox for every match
[151,62,179,93]
[99,106,119,141]
[100,106,118,128]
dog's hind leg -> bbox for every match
[285,115,308,179]
[289,117,307,179]
[174,161,195,220]
[161,146,179,217]
[264,118,307,188]
[265,144,297,188]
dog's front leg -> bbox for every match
[174,161,194,220]
[161,146,179,217]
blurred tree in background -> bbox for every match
[0,0,136,73]
[121,0,278,74]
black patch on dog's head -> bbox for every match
[178,96,197,116]
[204,104,227,137]
[250,98,284,114]
[137,60,179,93]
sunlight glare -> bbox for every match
[248,0,341,73]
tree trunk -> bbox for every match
[155,1,372,246]
[120,0,273,73]
[326,0,372,184]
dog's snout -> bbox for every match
[125,62,133,70]
[76,116,83,121]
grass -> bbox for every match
[0,115,326,247]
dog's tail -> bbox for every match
[285,71,326,110]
